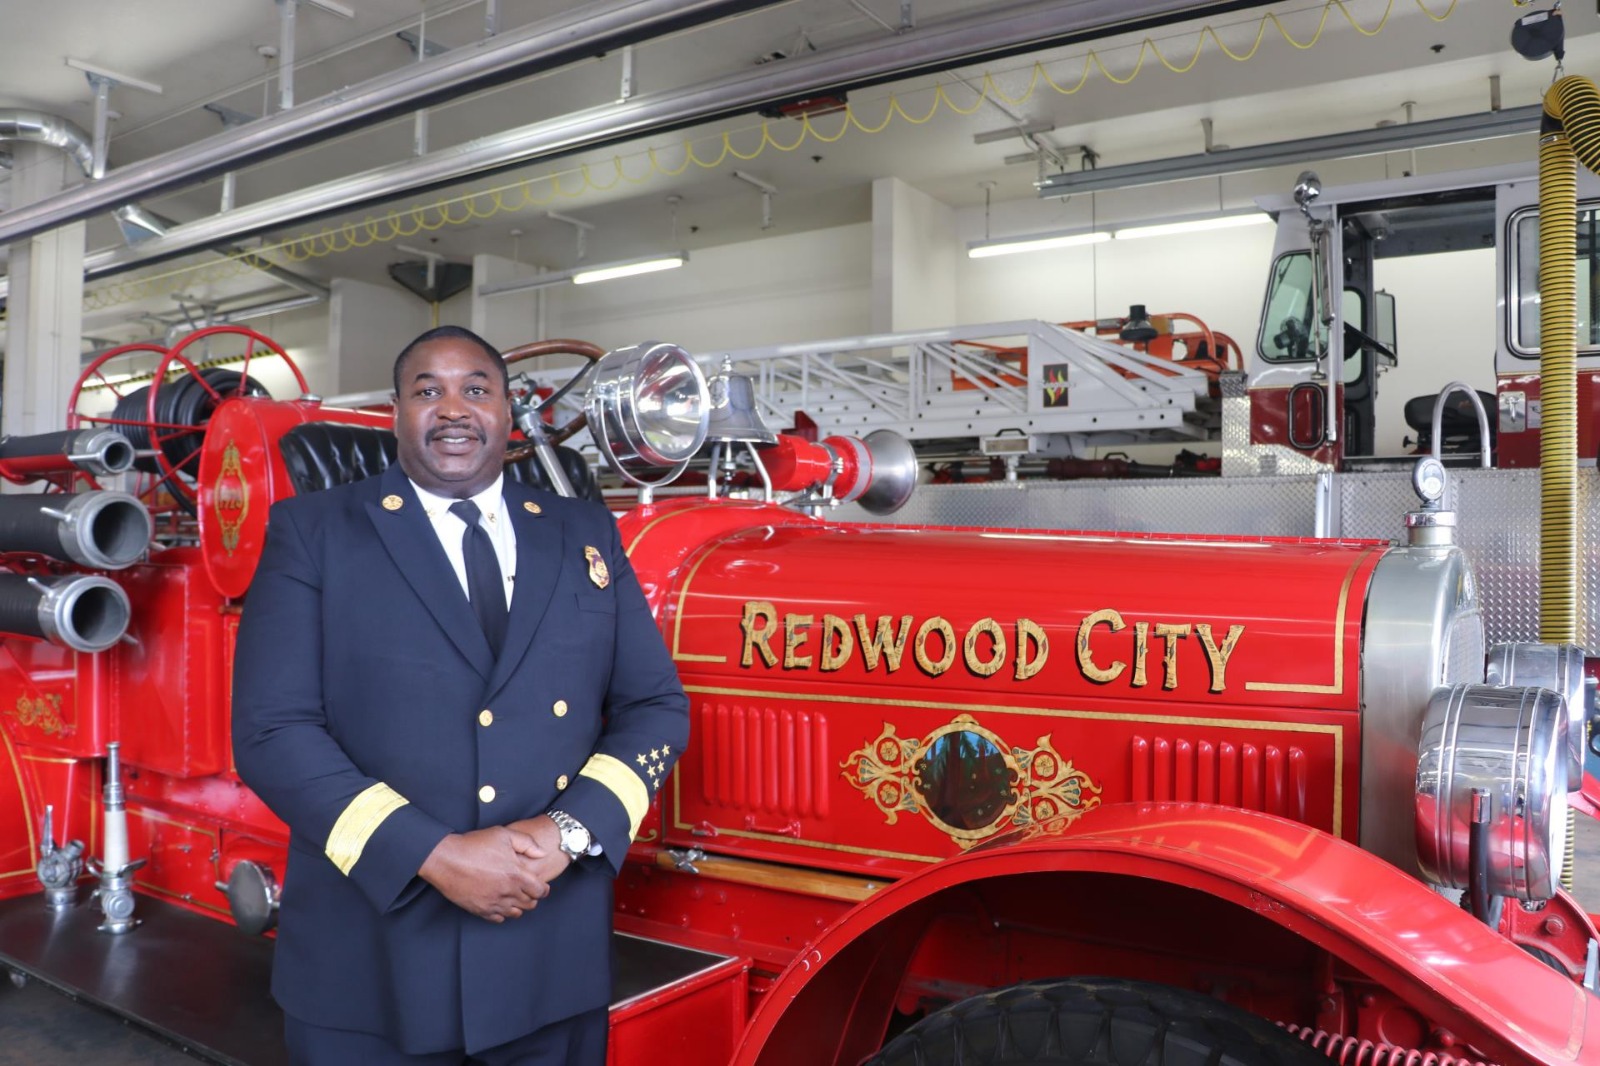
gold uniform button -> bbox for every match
[524,501,542,514]
[478,785,496,804]
[556,775,569,790]
[478,709,494,727]
[553,700,568,718]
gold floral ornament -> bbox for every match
[9,693,66,737]
[841,713,1101,848]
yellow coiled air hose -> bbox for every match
[1539,75,1600,890]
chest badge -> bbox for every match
[585,546,610,589]
[381,494,404,511]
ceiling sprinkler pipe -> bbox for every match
[0,0,788,248]
[69,0,1243,282]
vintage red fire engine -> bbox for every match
[0,321,1597,1066]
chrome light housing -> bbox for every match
[1486,642,1588,789]
[584,341,709,487]
[1415,683,1567,902]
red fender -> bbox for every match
[0,719,39,900]
[732,803,1600,1066]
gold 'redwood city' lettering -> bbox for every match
[736,600,1245,692]
[739,601,1048,681]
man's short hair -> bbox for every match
[392,325,509,395]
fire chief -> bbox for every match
[233,325,689,1065]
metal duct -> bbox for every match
[0,0,789,248]
[67,0,1250,281]
[0,112,97,176]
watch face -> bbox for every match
[561,824,589,855]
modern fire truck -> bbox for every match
[9,66,1600,1066]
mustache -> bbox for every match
[428,426,486,442]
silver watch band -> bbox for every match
[548,809,601,858]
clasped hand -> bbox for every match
[418,816,571,922]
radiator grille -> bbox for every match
[696,701,831,818]
[1129,735,1308,822]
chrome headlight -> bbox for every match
[584,341,709,487]
[1487,642,1588,790]
[1415,683,1568,902]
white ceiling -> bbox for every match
[0,0,1590,344]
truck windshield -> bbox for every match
[1259,251,1321,362]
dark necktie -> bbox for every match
[449,500,508,655]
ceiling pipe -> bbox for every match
[0,125,326,303]
[0,112,97,176]
[0,0,786,248]
[68,0,1251,283]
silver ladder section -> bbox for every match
[707,320,1219,456]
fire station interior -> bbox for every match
[10,2,1600,1065]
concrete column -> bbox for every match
[470,253,544,352]
[870,177,958,332]
[4,142,86,437]
[327,277,430,395]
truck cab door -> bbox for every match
[1246,200,1343,471]
[1495,170,1600,466]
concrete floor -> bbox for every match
[6,818,1600,1065]
[0,975,204,1065]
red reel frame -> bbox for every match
[66,340,173,495]
[70,327,308,513]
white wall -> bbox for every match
[544,224,872,352]
[326,277,476,396]
[1372,248,1497,456]
[872,178,958,332]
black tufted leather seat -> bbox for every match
[279,422,600,501]
[1402,390,1497,457]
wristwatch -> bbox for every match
[547,809,594,861]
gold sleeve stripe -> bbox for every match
[325,783,409,876]
[579,753,649,840]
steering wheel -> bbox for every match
[1274,317,1309,360]
[1342,319,1397,365]
[501,339,605,451]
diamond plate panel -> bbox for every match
[836,468,1600,652]
[835,477,1317,537]
[1338,468,1597,647]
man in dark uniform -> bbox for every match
[233,325,688,1065]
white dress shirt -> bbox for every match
[408,475,517,609]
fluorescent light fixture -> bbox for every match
[967,230,1110,259]
[1037,104,1542,198]
[572,254,686,284]
[478,253,688,297]
[1112,212,1271,241]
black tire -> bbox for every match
[864,977,1326,1066]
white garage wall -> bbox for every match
[1371,248,1497,457]
[543,223,873,353]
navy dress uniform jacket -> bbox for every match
[232,462,689,1055]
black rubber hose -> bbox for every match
[112,368,268,476]
[0,493,151,569]
[0,572,130,652]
